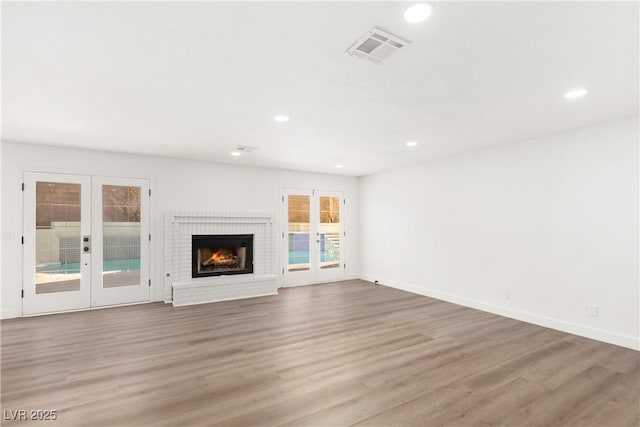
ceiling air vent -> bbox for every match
[234,145,257,153]
[345,27,411,64]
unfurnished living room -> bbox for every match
[1,1,639,426]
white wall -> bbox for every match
[360,116,639,350]
[0,142,3,321]
[1,143,359,318]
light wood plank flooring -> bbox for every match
[2,280,638,426]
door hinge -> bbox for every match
[282,268,285,274]
[343,198,346,205]
[21,236,24,245]
[344,231,346,237]
[282,232,284,238]
[149,279,151,287]
[21,290,24,298]
[21,183,24,191]
[282,196,284,202]
[149,234,151,241]
[344,263,347,269]
[149,189,151,196]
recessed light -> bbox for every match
[231,151,242,157]
[564,88,588,99]
[335,164,344,169]
[406,141,418,147]
[273,115,289,122]
[404,3,433,23]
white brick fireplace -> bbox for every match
[164,212,279,306]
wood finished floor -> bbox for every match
[1,280,638,427]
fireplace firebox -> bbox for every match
[192,234,254,278]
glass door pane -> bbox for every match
[101,185,141,288]
[288,195,310,272]
[35,182,82,294]
[91,176,149,307]
[283,190,345,286]
[24,172,91,315]
[319,196,341,269]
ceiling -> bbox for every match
[2,1,638,176]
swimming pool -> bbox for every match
[37,258,140,274]
[288,250,339,265]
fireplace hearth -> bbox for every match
[192,234,254,278]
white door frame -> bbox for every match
[314,190,346,283]
[23,172,92,315]
[22,172,151,315]
[91,176,150,307]
[282,189,345,287]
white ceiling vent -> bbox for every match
[234,145,257,153]
[345,27,411,64]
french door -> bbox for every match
[23,172,150,315]
[283,189,345,286]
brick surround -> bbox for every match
[164,212,279,306]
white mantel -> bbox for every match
[164,212,279,306]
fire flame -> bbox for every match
[211,250,232,262]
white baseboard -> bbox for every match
[280,274,361,288]
[360,275,639,351]
[1,308,18,319]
